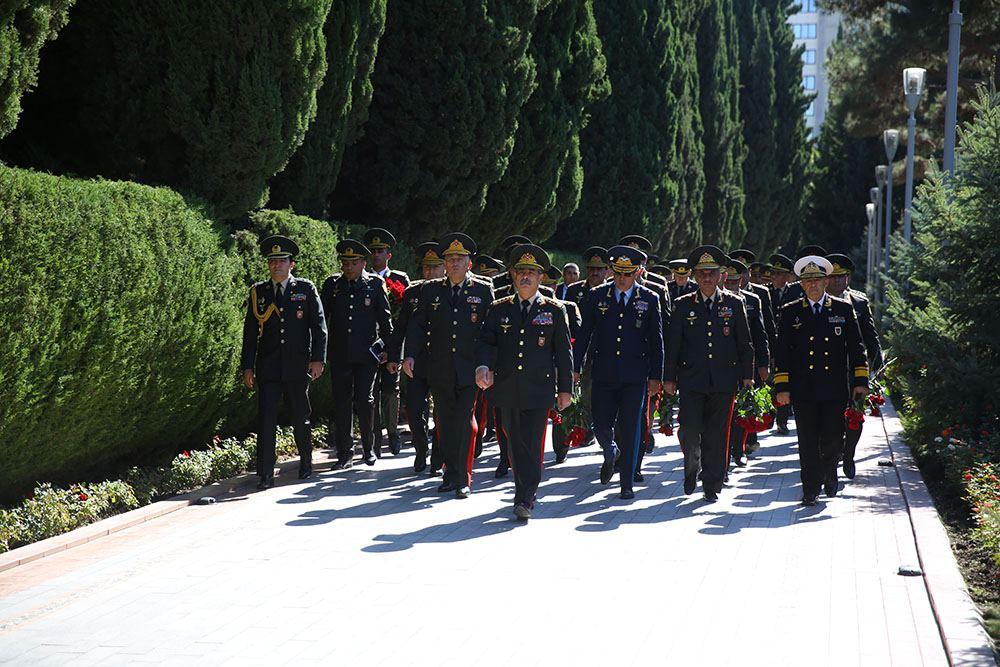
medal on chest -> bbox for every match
[500,315,511,333]
[432,295,441,310]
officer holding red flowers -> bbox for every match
[364,228,410,457]
[773,255,868,506]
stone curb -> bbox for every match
[0,448,342,574]
[881,400,998,666]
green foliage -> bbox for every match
[269,0,388,218]
[0,165,247,502]
[1,0,333,220]
[558,0,705,254]
[478,0,610,249]
[0,0,74,138]
[332,0,540,243]
[696,0,746,248]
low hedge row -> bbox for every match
[0,424,329,554]
[0,165,343,503]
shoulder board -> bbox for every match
[494,295,516,306]
[781,298,803,311]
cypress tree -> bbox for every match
[558,0,696,252]
[0,0,75,139]
[765,0,813,254]
[696,0,746,249]
[331,0,539,243]
[478,0,610,250]
[1,1,333,221]
[736,1,780,252]
[268,0,387,218]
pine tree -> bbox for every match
[0,0,333,221]
[268,0,387,218]
[696,0,746,249]
[477,0,610,250]
[735,0,779,252]
[557,0,700,253]
[331,0,539,244]
[0,0,75,139]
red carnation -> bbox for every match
[182,450,191,458]
[942,427,953,437]
[385,278,406,305]
[79,492,88,501]
[963,472,972,481]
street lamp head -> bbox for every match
[883,129,900,160]
[903,67,927,96]
[870,187,881,204]
[866,203,876,224]
[875,165,888,188]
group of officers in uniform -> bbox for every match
[241,227,883,519]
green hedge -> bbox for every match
[0,167,344,502]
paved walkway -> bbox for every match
[0,415,953,665]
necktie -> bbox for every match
[706,297,713,315]
[813,302,821,315]
[274,282,283,304]
[452,284,461,304]
[618,291,626,308]
[521,299,530,322]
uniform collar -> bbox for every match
[376,266,391,278]
[807,292,829,309]
[614,283,636,301]
[272,275,292,291]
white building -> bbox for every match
[787,0,841,136]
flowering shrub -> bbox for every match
[965,462,1000,567]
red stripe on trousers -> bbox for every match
[722,394,737,465]
[464,392,480,486]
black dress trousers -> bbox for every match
[499,407,549,508]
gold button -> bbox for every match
[618,325,623,330]
[452,347,456,352]
[809,364,814,369]
[349,304,354,309]
[616,351,621,356]
[518,353,523,358]
[619,313,623,318]
[452,334,457,339]
[825,366,830,370]
[810,336,815,341]
[280,318,284,323]
[454,308,458,313]
[617,337,621,342]
[453,320,458,325]
[708,354,713,359]
[520,329,525,334]
[348,316,352,321]
[707,332,712,337]
[519,341,524,346]
[708,343,713,348]
[809,351,814,356]
[347,328,351,333]
[281,339,285,344]
[518,365,523,370]
[824,337,829,342]
[824,351,829,356]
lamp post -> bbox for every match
[870,186,882,299]
[866,203,877,291]
[883,129,899,272]
[903,67,927,242]
[875,164,891,271]
[943,0,962,176]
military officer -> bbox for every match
[774,255,869,505]
[391,242,445,473]
[363,228,409,457]
[491,235,531,292]
[320,239,394,468]
[668,259,697,302]
[729,249,776,351]
[555,263,579,300]
[403,233,494,498]
[476,245,574,519]
[664,246,754,502]
[723,259,770,467]
[574,245,663,500]
[473,254,505,279]
[619,235,670,290]
[826,253,883,479]
[241,236,328,489]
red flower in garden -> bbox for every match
[182,450,190,458]
[964,472,973,481]
[79,492,88,501]
[942,427,953,438]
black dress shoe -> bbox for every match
[703,490,718,503]
[843,459,856,479]
[513,503,532,520]
[600,449,619,485]
[777,425,790,436]
[495,461,509,478]
[257,476,274,490]
[802,494,818,506]
[735,456,747,467]
[332,457,353,470]
[474,442,483,458]
[455,486,471,499]
[554,450,568,464]
[372,443,382,459]
[389,439,402,456]
[824,480,839,498]
[620,489,635,500]
[298,468,312,480]
[438,481,457,493]
[683,475,696,495]
[413,454,428,474]
[633,471,644,483]
[364,452,377,466]
[430,465,442,476]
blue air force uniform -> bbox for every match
[574,246,663,498]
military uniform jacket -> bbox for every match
[740,289,770,369]
[320,272,393,365]
[377,268,410,288]
[665,289,754,393]
[574,283,664,384]
[405,276,495,388]
[391,280,428,377]
[748,283,776,352]
[771,283,804,317]
[241,277,327,383]
[476,295,574,409]
[563,280,593,310]
[668,280,697,303]
[773,295,869,403]
[493,283,555,300]
[847,288,883,372]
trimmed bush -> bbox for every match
[0,165,246,502]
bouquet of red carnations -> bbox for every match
[845,396,866,430]
[734,385,774,433]
[553,400,590,447]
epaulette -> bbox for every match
[469,275,494,288]
[783,298,805,311]
[848,288,869,302]
[674,290,698,304]
[493,295,516,306]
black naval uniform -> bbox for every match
[373,268,410,455]
[729,288,770,464]
[575,282,663,495]
[665,289,754,496]
[477,294,574,509]
[320,272,393,464]
[241,276,327,481]
[774,294,868,498]
[406,275,495,490]
[842,287,883,474]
